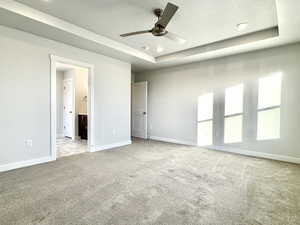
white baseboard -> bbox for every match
[0,140,132,172]
[149,136,300,164]
[149,136,196,146]
[93,140,132,152]
[207,145,300,164]
[0,156,54,173]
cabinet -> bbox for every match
[78,114,88,140]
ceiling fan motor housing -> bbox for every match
[152,26,168,36]
[152,8,168,36]
[154,8,163,17]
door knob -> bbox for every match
[143,112,146,115]
[69,111,72,113]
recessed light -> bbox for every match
[156,46,164,53]
[42,0,52,2]
[236,22,248,31]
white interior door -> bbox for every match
[63,79,74,138]
[132,81,147,139]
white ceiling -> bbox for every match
[0,0,299,72]
[15,0,278,57]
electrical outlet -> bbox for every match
[25,139,33,147]
[113,129,116,136]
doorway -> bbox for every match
[132,81,148,139]
[50,55,95,160]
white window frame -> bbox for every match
[224,84,244,143]
[256,74,282,140]
[197,119,214,147]
[197,93,214,146]
[257,105,281,141]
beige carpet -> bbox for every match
[1,139,300,225]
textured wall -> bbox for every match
[0,25,131,167]
[136,43,300,159]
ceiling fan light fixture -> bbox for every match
[236,22,248,31]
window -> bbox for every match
[257,73,282,140]
[197,93,213,146]
[224,84,243,143]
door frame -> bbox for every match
[132,81,148,139]
[50,55,95,160]
[63,78,76,139]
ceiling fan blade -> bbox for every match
[120,30,151,37]
[156,2,179,28]
[165,32,186,44]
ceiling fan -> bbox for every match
[120,2,186,44]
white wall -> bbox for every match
[0,25,131,169]
[56,70,64,137]
[136,43,300,160]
